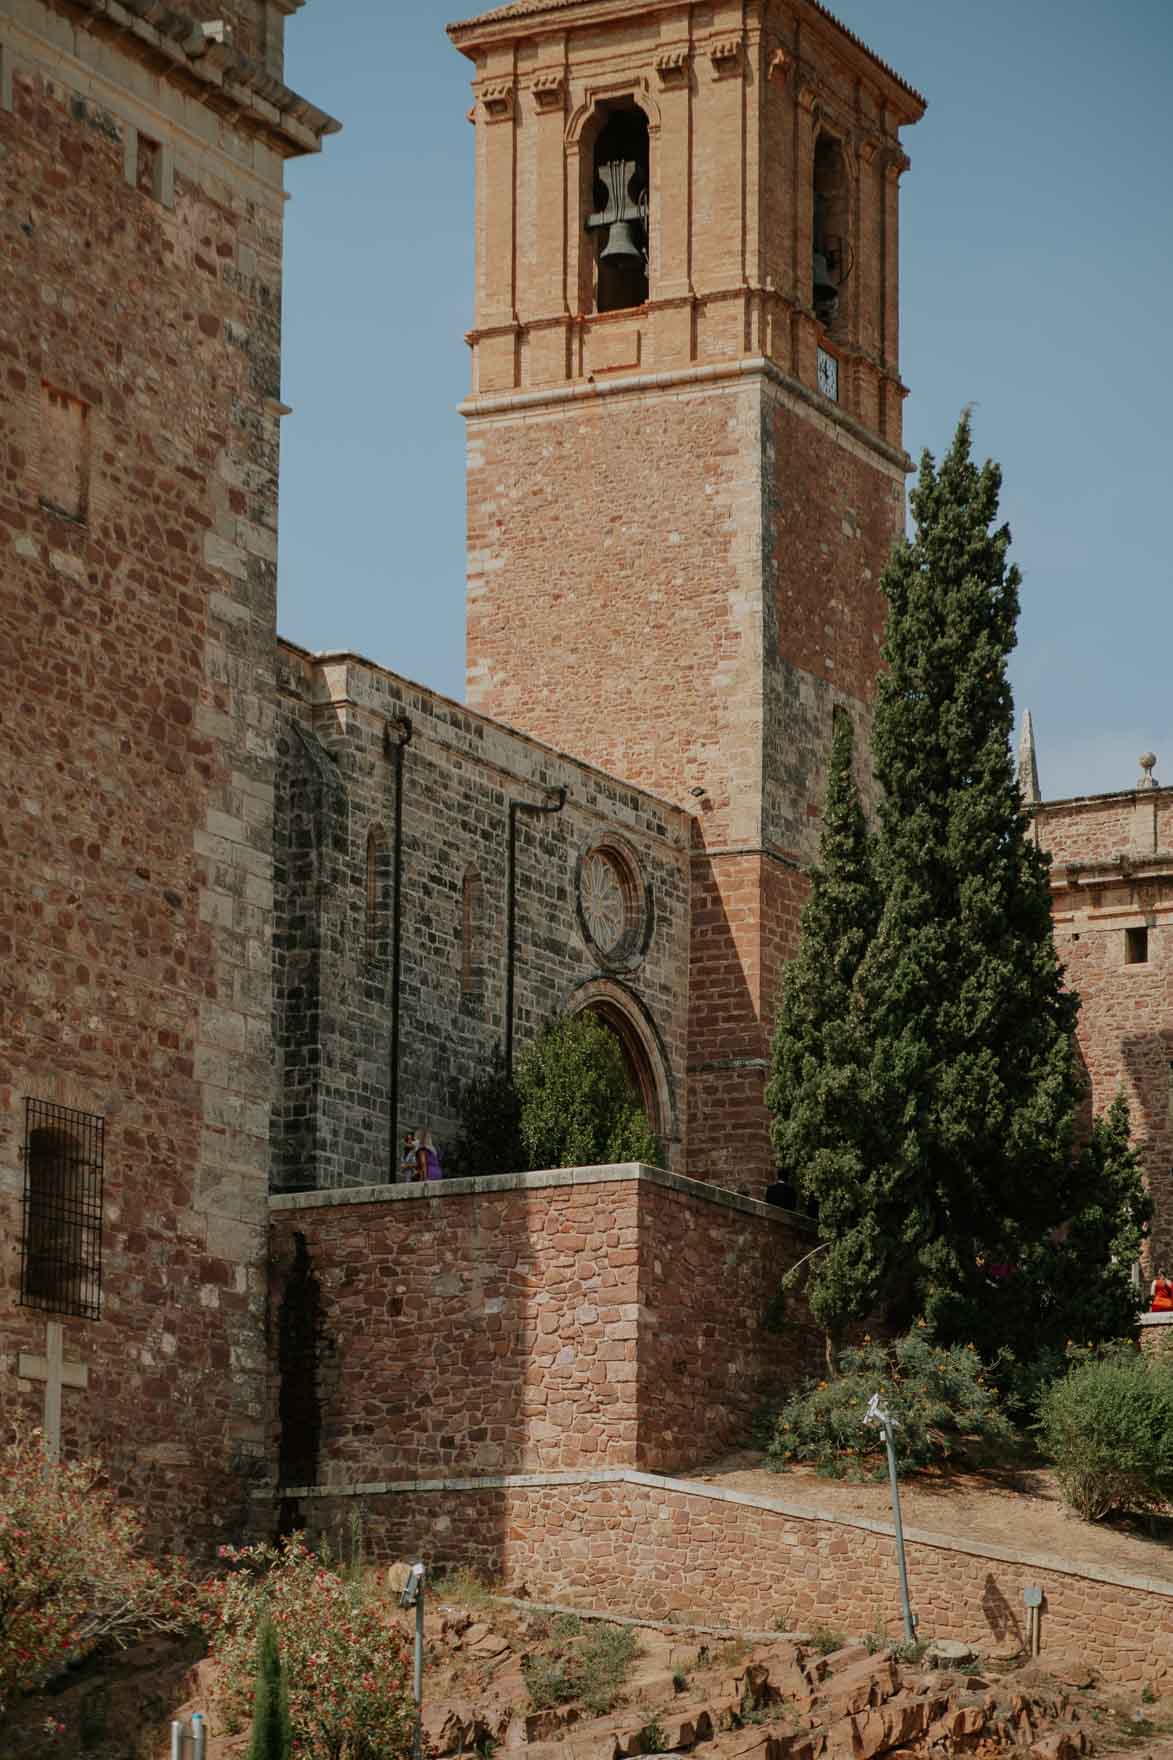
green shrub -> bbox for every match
[1037,1349,1173,1521]
[247,1620,292,1760]
[516,1012,660,1171]
[765,1327,1014,1478]
[521,1621,638,1716]
[447,1048,525,1180]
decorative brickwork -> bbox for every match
[0,0,334,1551]
[267,1167,818,1489]
[286,1470,1173,1688]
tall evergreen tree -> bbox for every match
[247,1618,292,1760]
[766,707,881,1349]
[852,413,1085,1346]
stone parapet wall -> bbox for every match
[277,1469,1173,1689]
[268,1167,817,1491]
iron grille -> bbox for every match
[19,1098,104,1321]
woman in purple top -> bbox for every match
[415,1129,443,1181]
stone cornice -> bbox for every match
[59,0,340,156]
[447,0,925,122]
[1050,851,1173,892]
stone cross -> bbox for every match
[18,1321,88,1463]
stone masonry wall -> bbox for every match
[291,1472,1173,1689]
[273,647,692,1190]
[266,1167,817,1492]
[0,0,329,1550]
[1037,789,1173,1268]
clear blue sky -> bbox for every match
[278,1,1173,804]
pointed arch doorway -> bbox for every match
[567,977,678,1166]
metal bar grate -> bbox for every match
[19,1098,104,1321]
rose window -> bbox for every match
[577,842,647,966]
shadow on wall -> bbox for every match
[1121,1030,1173,1268]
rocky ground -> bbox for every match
[7,1577,1173,1760]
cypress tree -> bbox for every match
[247,1618,292,1760]
[766,707,882,1349]
[854,412,1084,1349]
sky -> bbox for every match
[277,1,1173,804]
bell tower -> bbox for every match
[448,0,924,1188]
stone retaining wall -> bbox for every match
[274,1470,1173,1689]
[268,1167,817,1489]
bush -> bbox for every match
[765,1327,1014,1478]
[447,1047,525,1180]
[521,1621,638,1716]
[1037,1348,1173,1521]
[201,1536,415,1759]
[516,1012,660,1170]
[0,1425,194,1716]
[247,1619,293,1760]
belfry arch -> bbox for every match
[567,977,678,1162]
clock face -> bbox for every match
[817,347,839,403]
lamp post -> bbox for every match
[398,1561,426,1760]
[864,1393,916,1644]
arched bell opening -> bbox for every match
[812,131,853,336]
[583,100,650,315]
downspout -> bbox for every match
[385,714,413,1179]
[505,787,568,1077]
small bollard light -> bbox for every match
[864,1392,917,1644]
[1023,1585,1043,1657]
[399,1562,426,1760]
[190,1711,206,1760]
[170,1719,187,1760]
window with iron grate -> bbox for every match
[20,1099,104,1320]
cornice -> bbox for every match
[59,0,340,156]
[448,0,926,121]
[1050,852,1173,892]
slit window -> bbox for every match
[1125,926,1149,965]
[20,1099,104,1320]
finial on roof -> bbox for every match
[1138,752,1159,790]
[1017,710,1041,806]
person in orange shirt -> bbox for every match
[1150,1272,1173,1312]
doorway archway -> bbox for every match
[567,977,678,1163]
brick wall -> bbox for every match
[266,1167,818,1491]
[272,648,692,1189]
[289,1472,1173,1689]
[1036,789,1173,1267]
[0,0,330,1550]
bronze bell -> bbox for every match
[600,219,644,264]
[812,250,838,315]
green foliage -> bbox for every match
[448,1046,525,1179]
[766,1327,1014,1478]
[0,1425,194,1716]
[767,413,1149,1369]
[201,1536,415,1759]
[516,1011,660,1170]
[1038,1348,1173,1521]
[521,1620,639,1716]
[247,1620,292,1760]
[808,1629,848,1657]
[635,1715,669,1751]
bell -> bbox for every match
[600,219,644,264]
[812,250,838,314]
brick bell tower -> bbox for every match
[448,0,924,1189]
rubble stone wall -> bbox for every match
[267,1168,817,1490]
[288,1472,1173,1689]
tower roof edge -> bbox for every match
[447,0,926,116]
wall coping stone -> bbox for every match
[269,1162,815,1231]
[1139,1311,1173,1327]
[257,1466,1173,1601]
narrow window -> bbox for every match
[1125,926,1149,965]
[20,1099,104,1320]
[39,384,90,522]
[586,104,649,315]
[462,866,484,1000]
[366,826,388,959]
[812,132,852,332]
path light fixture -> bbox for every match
[399,1560,427,1760]
[864,1393,917,1643]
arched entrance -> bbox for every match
[567,977,678,1162]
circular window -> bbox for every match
[576,842,650,967]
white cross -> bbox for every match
[18,1321,88,1464]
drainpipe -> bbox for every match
[505,787,567,1077]
[385,715,413,1179]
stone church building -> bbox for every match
[2,0,1171,1562]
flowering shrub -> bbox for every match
[201,1536,415,1760]
[766,1328,1014,1478]
[0,1425,194,1715]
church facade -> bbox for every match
[2,0,1169,1558]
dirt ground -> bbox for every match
[681,1454,1173,1586]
